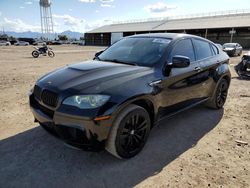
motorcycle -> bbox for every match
[235,52,250,79]
[32,46,55,58]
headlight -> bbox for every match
[62,95,110,109]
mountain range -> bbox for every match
[4,30,84,39]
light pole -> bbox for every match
[229,28,236,43]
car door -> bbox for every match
[192,39,222,98]
[158,38,208,116]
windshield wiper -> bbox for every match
[103,59,137,66]
[94,56,102,61]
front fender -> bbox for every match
[102,85,158,120]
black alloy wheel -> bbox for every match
[106,104,151,159]
[117,112,149,156]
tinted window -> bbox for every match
[211,44,219,55]
[193,39,213,60]
[99,37,171,67]
[171,39,195,62]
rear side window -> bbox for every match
[193,39,213,60]
[171,39,195,62]
[211,44,219,55]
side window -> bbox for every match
[171,39,195,62]
[211,44,219,55]
[193,39,213,60]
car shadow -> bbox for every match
[0,106,224,188]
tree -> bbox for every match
[58,35,68,41]
[9,36,16,41]
[0,34,8,40]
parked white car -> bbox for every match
[15,41,29,46]
[0,41,11,46]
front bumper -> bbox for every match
[29,94,112,151]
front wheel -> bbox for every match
[106,104,151,159]
[48,51,55,58]
[32,50,39,58]
[205,78,229,109]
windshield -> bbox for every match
[98,37,171,67]
[223,43,236,48]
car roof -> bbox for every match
[127,33,208,41]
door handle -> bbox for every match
[149,80,162,86]
[194,67,202,72]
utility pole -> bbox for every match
[205,29,208,39]
[229,28,236,43]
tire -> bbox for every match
[48,51,55,58]
[205,78,229,109]
[32,50,39,58]
[105,104,151,159]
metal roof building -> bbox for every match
[85,10,250,48]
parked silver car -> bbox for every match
[223,43,243,57]
[15,41,29,46]
[0,41,11,46]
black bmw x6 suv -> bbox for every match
[29,33,231,159]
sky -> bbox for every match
[0,0,250,33]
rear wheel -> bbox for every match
[206,78,229,109]
[106,104,151,159]
[32,50,39,58]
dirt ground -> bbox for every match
[0,45,249,188]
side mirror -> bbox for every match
[171,55,190,68]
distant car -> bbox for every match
[215,43,223,50]
[223,43,242,56]
[70,41,80,45]
[33,42,46,46]
[29,33,231,159]
[50,41,62,45]
[15,41,29,46]
[0,41,11,46]
[70,41,85,45]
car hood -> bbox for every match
[37,60,154,93]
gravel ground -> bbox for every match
[0,45,249,188]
